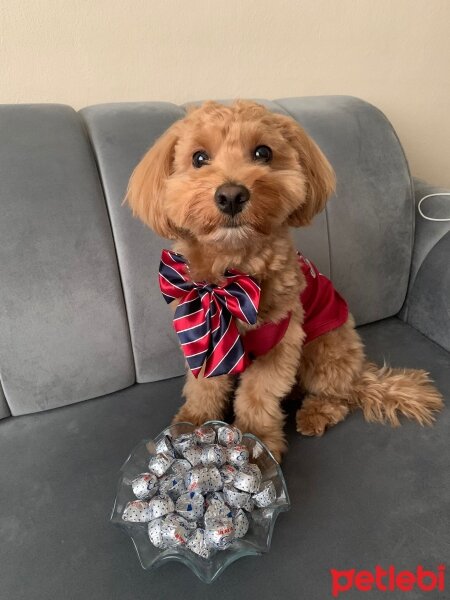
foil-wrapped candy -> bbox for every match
[160,514,191,547]
[185,465,222,493]
[184,465,209,493]
[205,516,235,550]
[233,463,262,494]
[148,518,165,548]
[194,426,216,445]
[158,474,186,500]
[172,432,196,455]
[227,445,250,467]
[170,459,192,476]
[175,490,205,521]
[155,435,176,458]
[223,484,251,508]
[217,425,242,447]
[219,463,238,485]
[184,518,198,531]
[148,452,174,477]
[203,466,223,492]
[183,445,203,467]
[187,528,211,558]
[205,491,225,509]
[200,444,227,467]
[253,480,277,507]
[122,500,152,523]
[147,494,174,520]
[242,495,255,512]
[131,473,158,500]
[231,508,249,538]
[203,503,233,528]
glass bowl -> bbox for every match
[110,420,290,583]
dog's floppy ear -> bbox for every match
[125,124,180,239]
[276,115,335,227]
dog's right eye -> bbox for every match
[192,151,210,168]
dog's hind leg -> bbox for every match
[296,315,363,436]
[297,315,443,436]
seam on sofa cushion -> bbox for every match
[0,375,11,419]
[365,101,415,313]
[270,98,336,283]
[79,102,188,383]
[78,113,137,382]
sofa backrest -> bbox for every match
[0,96,414,416]
[81,96,414,384]
[0,105,135,416]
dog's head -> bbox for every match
[126,101,335,244]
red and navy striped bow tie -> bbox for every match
[159,249,261,378]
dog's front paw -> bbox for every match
[172,405,223,427]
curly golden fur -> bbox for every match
[126,100,443,462]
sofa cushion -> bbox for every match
[0,317,448,600]
[0,105,135,415]
[81,96,414,384]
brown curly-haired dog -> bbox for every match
[126,100,443,462]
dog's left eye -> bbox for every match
[192,150,210,168]
[253,145,273,163]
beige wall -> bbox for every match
[1,0,449,186]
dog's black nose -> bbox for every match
[214,183,250,217]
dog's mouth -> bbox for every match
[224,218,242,228]
[206,223,253,244]
[217,208,247,228]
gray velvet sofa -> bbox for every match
[0,97,449,600]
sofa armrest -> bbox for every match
[399,178,450,351]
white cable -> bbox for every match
[417,192,450,222]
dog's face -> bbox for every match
[127,101,335,245]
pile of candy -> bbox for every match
[122,423,277,558]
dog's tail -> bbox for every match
[351,362,444,426]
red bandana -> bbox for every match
[244,254,349,359]
[159,250,348,377]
